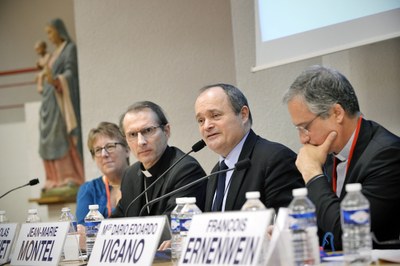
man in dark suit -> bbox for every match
[112,101,206,218]
[283,65,400,250]
[194,83,304,213]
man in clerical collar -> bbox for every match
[283,65,400,250]
[111,101,206,217]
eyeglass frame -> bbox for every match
[91,142,124,157]
[295,114,321,136]
[125,125,164,142]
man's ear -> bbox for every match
[163,123,171,138]
[240,106,250,123]
[333,103,345,123]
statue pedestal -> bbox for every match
[29,196,77,221]
[29,195,76,205]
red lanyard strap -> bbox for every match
[332,115,362,193]
[103,176,112,217]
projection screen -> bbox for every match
[253,0,400,71]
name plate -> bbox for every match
[179,210,273,266]
[0,223,18,264]
[88,216,168,266]
[11,221,69,266]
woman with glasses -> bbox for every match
[76,122,130,224]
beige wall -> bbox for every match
[74,0,236,178]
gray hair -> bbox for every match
[283,65,360,118]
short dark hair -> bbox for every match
[119,101,169,135]
[200,83,253,125]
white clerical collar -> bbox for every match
[141,169,152,178]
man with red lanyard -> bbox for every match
[283,65,400,250]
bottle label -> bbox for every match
[171,217,180,233]
[289,212,316,230]
[85,221,101,235]
[342,209,369,225]
[180,218,192,232]
[290,212,316,219]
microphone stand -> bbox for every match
[138,159,251,216]
[139,168,232,216]
[139,159,251,216]
[0,178,40,199]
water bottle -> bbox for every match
[241,191,267,266]
[288,188,320,266]
[341,183,372,265]
[241,191,266,211]
[59,207,78,233]
[170,197,186,264]
[59,207,80,260]
[0,210,8,223]
[26,209,41,223]
[84,204,104,258]
[179,197,202,249]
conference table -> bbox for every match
[150,257,400,266]
[4,257,400,265]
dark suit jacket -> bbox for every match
[307,119,400,250]
[204,129,304,212]
[111,146,207,218]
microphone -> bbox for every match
[0,178,40,199]
[138,159,251,216]
[124,140,206,216]
[29,178,40,186]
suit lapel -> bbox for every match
[131,168,145,215]
[225,165,248,210]
[340,119,371,198]
[225,130,257,210]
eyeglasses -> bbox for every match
[126,125,162,142]
[91,142,124,157]
[295,114,320,136]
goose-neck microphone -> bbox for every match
[138,159,251,216]
[0,178,39,199]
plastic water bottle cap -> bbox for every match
[185,197,196,204]
[0,210,5,215]
[292,187,308,197]
[175,197,187,204]
[89,204,99,210]
[61,207,71,212]
[28,209,38,214]
[245,191,260,199]
[345,183,362,192]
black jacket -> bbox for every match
[112,146,207,218]
[308,119,400,250]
